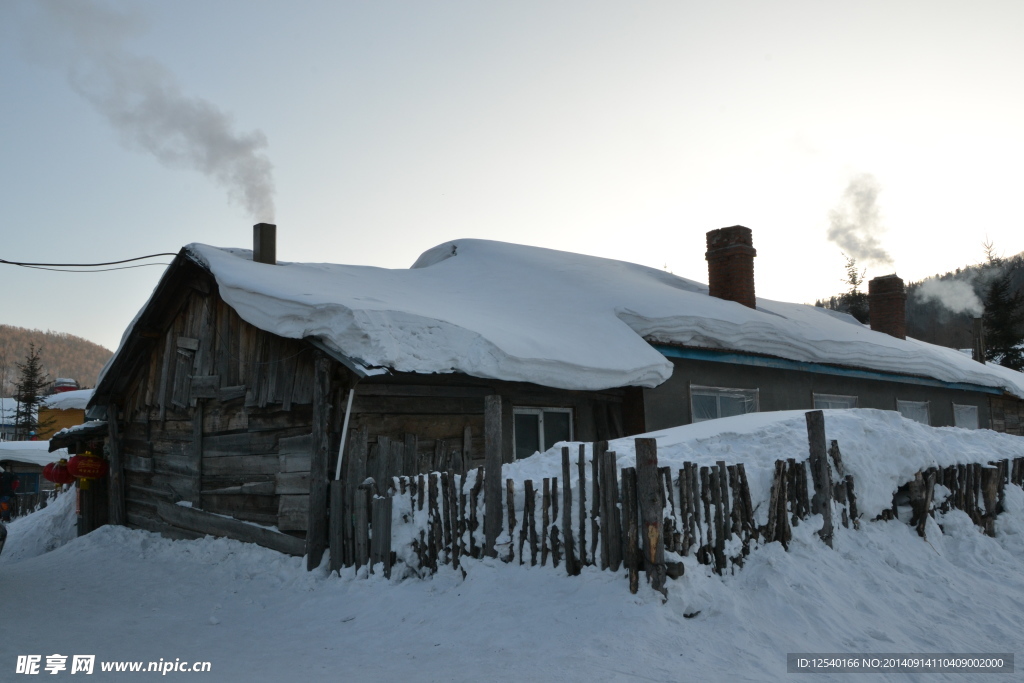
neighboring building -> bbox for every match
[37,389,93,440]
[0,441,66,493]
[0,398,19,441]
[85,224,1024,552]
[52,378,80,394]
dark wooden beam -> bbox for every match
[306,351,333,569]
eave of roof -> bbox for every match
[653,343,1004,395]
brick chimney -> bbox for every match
[706,225,757,309]
[868,274,906,339]
[253,223,277,265]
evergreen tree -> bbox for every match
[983,268,1024,370]
[12,344,51,440]
[840,254,870,323]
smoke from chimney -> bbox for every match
[914,278,984,317]
[18,0,275,221]
[826,174,892,267]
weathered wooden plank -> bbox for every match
[158,330,173,423]
[203,494,279,526]
[805,410,833,548]
[202,454,279,477]
[279,433,313,456]
[370,495,393,578]
[190,375,220,399]
[541,478,551,566]
[483,395,503,558]
[356,384,493,399]
[601,449,622,571]
[280,453,311,474]
[306,352,333,570]
[621,466,640,594]
[177,336,200,351]
[202,431,280,457]
[190,401,203,507]
[577,445,587,567]
[157,501,304,556]
[217,385,247,402]
[276,471,311,495]
[278,495,310,531]
[329,480,344,573]
[202,481,276,496]
[107,403,126,526]
[352,396,485,415]
[636,438,667,595]
[561,447,578,575]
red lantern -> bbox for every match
[67,453,109,480]
[43,459,76,485]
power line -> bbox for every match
[0,253,177,267]
[16,263,172,273]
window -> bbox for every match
[513,408,573,459]
[953,404,979,429]
[897,400,930,425]
[813,393,858,410]
[690,385,759,423]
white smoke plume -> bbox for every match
[826,174,892,267]
[16,0,275,221]
[915,278,984,317]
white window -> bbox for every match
[513,408,573,459]
[813,393,858,410]
[953,404,979,429]
[690,386,759,423]
[897,400,930,425]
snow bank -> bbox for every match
[3,412,1024,680]
[507,408,1024,519]
[0,487,76,564]
[181,239,1024,396]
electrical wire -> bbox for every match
[0,253,177,267]
[17,263,172,273]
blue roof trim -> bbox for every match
[652,344,1002,395]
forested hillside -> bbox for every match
[0,325,113,395]
[817,251,1024,365]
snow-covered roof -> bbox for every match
[174,239,1024,398]
[0,441,66,467]
[41,389,93,411]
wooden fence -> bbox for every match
[324,413,877,594]
[7,488,61,520]
[321,409,1024,596]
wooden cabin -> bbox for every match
[87,224,1024,564]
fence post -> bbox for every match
[805,410,834,548]
[635,438,667,596]
[483,395,503,558]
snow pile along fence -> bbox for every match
[323,410,1024,597]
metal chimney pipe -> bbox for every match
[253,223,277,265]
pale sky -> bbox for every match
[2,0,1023,353]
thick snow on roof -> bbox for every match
[183,239,1024,396]
[41,389,93,411]
[0,441,66,466]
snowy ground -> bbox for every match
[3,411,1024,682]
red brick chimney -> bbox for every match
[706,225,757,309]
[253,223,277,265]
[868,274,906,339]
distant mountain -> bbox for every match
[0,325,113,395]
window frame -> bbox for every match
[896,399,931,425]
[952,403,980,430]
[512,407,574,459]
[812,393,859,410]
[689,385,759,423]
